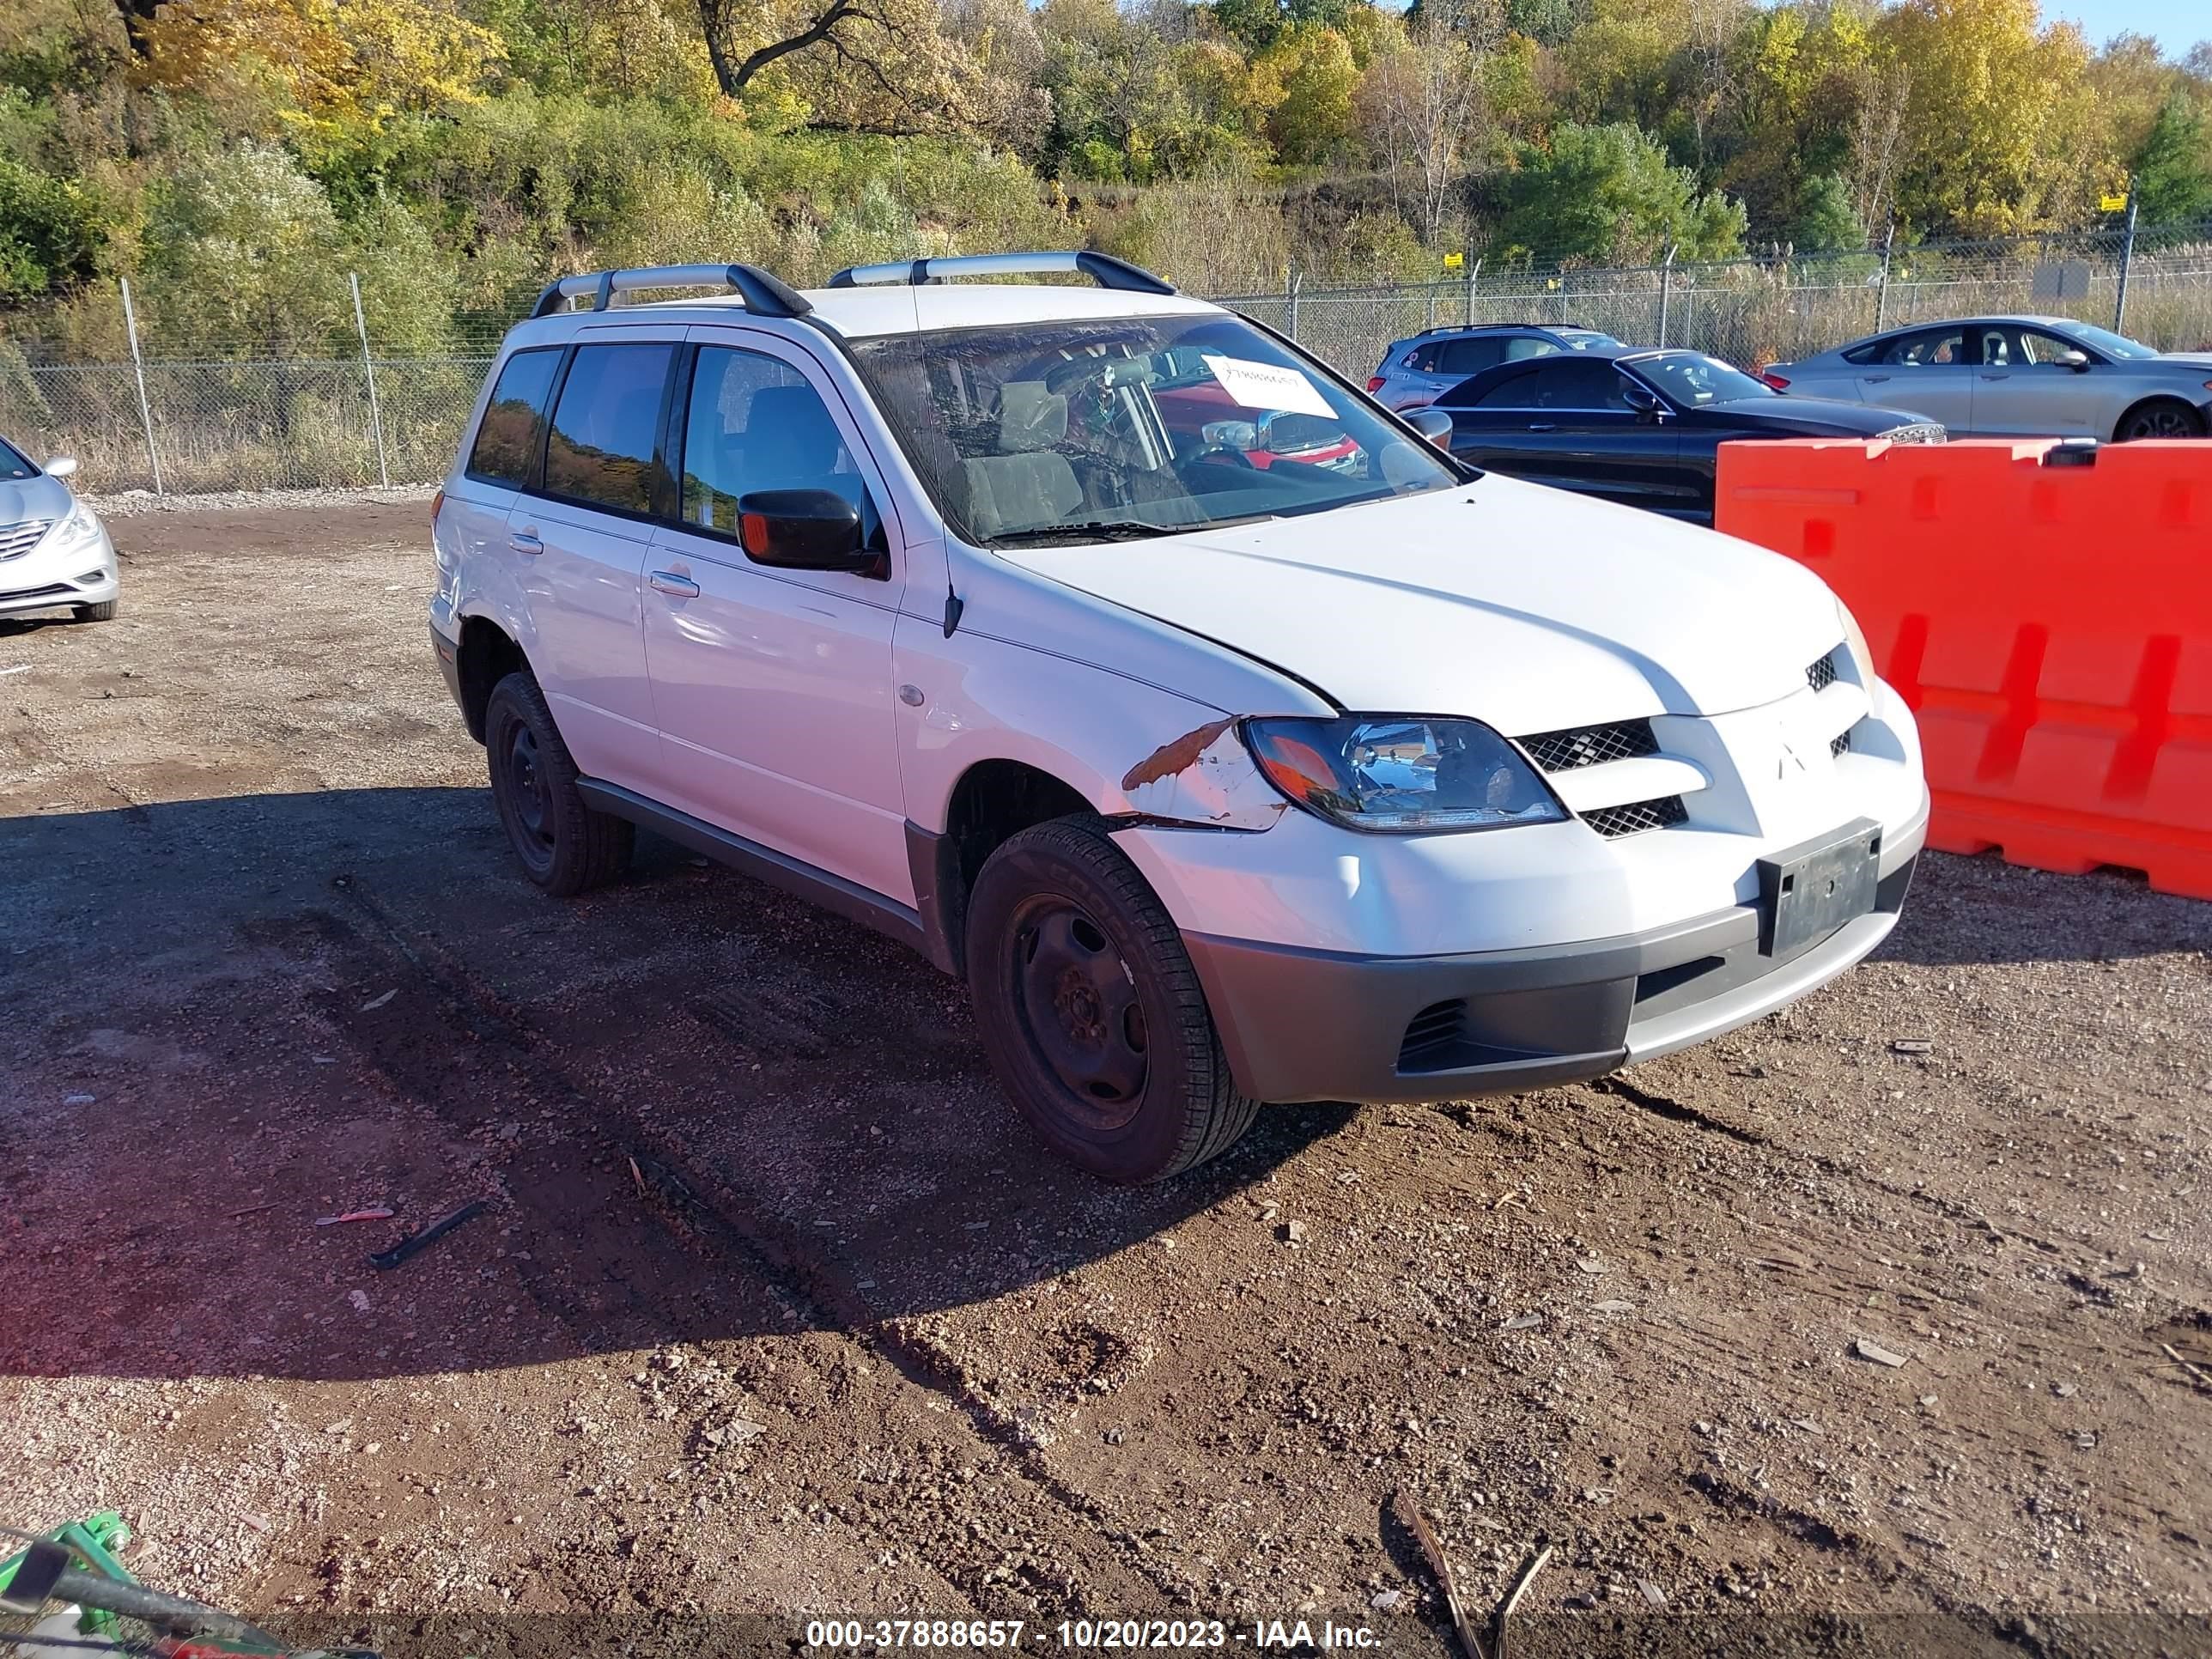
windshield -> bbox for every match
[2060,321,2159,361]
[848,313,1459,547]
[0,437,33,480]
[1630,352,1773,406]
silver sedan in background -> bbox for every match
[1760,315,2212,441]
[0,438,118,623]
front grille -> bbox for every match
[1831,729,1851,757]
[0,519,54,562]
[0,582,70,603]
[1518,718,1658,773]
[1585,794,1688,838]
[1397,1000,1467,1071]
[1807,649,1840,693]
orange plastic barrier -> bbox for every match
[1717,437,2212,900]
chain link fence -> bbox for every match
[5,218,2211,498]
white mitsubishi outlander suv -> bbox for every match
[429,252,1929,1182]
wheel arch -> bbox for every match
[908,757,1096,978]
[2111,393,2207,442]
[455,614,532,744]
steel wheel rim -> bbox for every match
[504,722,555,851]
[1010,896,1149,1128]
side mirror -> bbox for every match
[1403,407,1455,448]
[2057,349,2090,372]
[736,489,884,577]
[1620,382,1663,418]
[44,456,77,479]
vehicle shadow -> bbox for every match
[3,788,2192,1383]
[0,787,1359,1383]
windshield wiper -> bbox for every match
[988,519,1188,547]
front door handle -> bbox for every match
[648,571,701,599]
[508,529,544,555]
[1862,374,1890,384]
[1528,422,1558,432]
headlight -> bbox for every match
[1836,597,1871,678]
[1243,716,1566,833]
[48,502,103,550]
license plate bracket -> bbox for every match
[1757,819,1882,958]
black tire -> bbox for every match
[966,816,1259,1182]
[2113,398,2205,441]
[483,670,633,896]
[73,599,118,623]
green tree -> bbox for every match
[1253,26,1360,165]
[0,155,110,298]
[1786,170,1863,250]
[2132,93,2212,226]
[1496,119,1746,263]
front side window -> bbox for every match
[543,343,672,514]
[679,347,880,544]
[848,313,1458,547]
[1629,352,1771,407]
[2016,327,2087,366]
[1502,337,1564,362]
[466,347,562,487]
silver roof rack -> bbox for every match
[529,263,811,320]
[825,251,1176,296]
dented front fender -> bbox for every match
[1118,717,1287,831]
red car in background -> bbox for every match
[1150,362,1364,471]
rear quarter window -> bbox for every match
[465,348,563,487]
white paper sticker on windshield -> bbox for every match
[1200,354,1334,419]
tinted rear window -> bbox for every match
[543,343,673,514]
[466,349,562,487]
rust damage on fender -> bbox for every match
[1118,717,1286,830]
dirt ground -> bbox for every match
[2,501,2209,1658]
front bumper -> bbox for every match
[1182,804,1924,1104]
[0,520,117,617]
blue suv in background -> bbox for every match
[1368,323,1622,410]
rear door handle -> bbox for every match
[1528,422,1558,432]
[648,571,701,599]
[1862,374,1890,384]
[507,530,543,555]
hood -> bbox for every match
[1000,476,1846,735]
[1728,395,1934,434]
[0,473,71,527]
[2155,351,2212,370]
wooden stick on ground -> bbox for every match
[1491,1542,1554,1659]
[1389,1488,1489,1659]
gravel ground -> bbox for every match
[1,503,2209,1658]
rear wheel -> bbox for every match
[2113,398,2205,441]
[73,599,118,623]
[483,670,632,896]
[966,817,1259,1182]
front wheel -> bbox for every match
[483,671,633,896]
[966,817,1259,1182]
[74,599,118,623]
[2113,398,2206,441]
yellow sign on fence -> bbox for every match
[2100,193,2130,212]
[1443,251,1464,270]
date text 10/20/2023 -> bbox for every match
[804,1620,1384,1650]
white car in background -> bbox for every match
[429,252,1929,1183]
[1761,314,2212,441]
[0,439,119,623]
